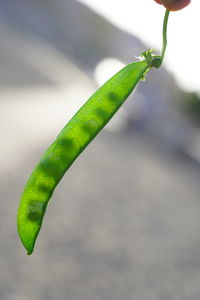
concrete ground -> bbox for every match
[1,23,200,300]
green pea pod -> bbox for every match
[17,51,158,254]
[17,9,170,255]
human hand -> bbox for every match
[154,0,191,11]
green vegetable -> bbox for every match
[17,10,170,255]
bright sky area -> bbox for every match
[78,0,199,93]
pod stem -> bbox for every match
[160,9,170,65]
[141,9,170,69]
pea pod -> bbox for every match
[17,52,154,254]
[17,10,170,254]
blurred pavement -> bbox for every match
[1,16,200,300]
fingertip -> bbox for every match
[164,0,191,11]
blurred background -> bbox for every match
[1,0,200,299]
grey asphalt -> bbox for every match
[1,23,200,300]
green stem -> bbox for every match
[160,9,170,65]
[144,9,170,69]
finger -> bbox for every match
[162,0,191,11]
[154,0,191,11]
